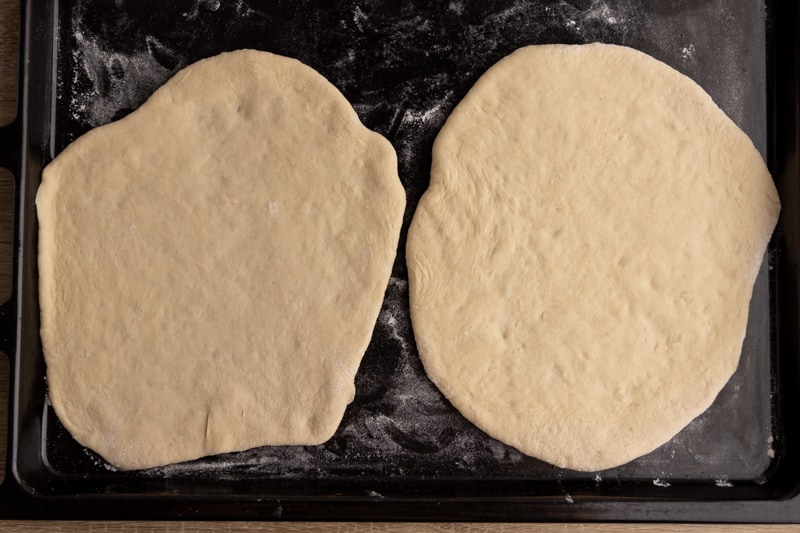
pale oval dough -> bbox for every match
[37,50,405,470]
[406,44,780,471]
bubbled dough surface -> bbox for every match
[406,44,780,471]
[37,50,406,470]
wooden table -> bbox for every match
[0,1,796,531]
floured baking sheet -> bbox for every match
[47,0,774,487]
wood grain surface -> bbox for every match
[0,524,798,533]
[0,0,795,531]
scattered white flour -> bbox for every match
[377,277,413,354]
[234,0,257,17]
[182,0,220,19]
[681,43,696,61]
[653,478,671,488]
[484,438,524,464]
[544,0,632,35]
[584,0,622,25]
[484,2,529,27]
[353,5,368,32]
[448,1,464,15]
[69,29,178,128]
[83,445,119,472]
[715,478,734,488]
[402,95,451,127]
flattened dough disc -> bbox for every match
[37,50,405,470]
[407,44,780,471]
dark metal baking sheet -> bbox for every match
[1,0,799,522]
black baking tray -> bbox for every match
[0,0,799,522]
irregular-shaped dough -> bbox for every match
[37,50,405,470]
[407,44,780,471]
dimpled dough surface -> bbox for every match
[406,44,780,471]
[37,50,405,470]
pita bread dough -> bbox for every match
[37,50,405,470]
[407,44,780,471]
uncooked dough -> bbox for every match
[37,50,405,470]
[407,44,780,471]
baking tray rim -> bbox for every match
[1,0,800,522]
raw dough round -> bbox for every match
[406,44,780,471]
[37,50,405,470]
